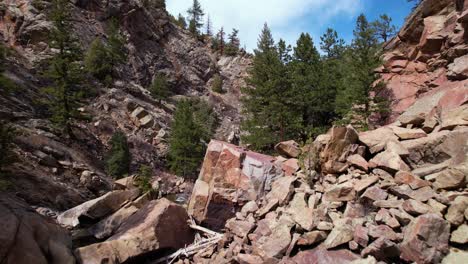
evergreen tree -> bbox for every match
[277,39,292,64]
[191,98,218,141]
[43,0,84,134]
[320,28,346,59]
[84,38,113,81]
[225,29,240,56]
[187,0,204,36]
[177,13,187,29]
[135,165,154,194]
[106,131,130,179]
[0,43,16,94]
[0,122,15,173]
[168,99,205,178]
[106,18,126,78]
[241,23,302,151]
[149,73,170,103]
[206,15,213,36]
[215,27,226,54]
[335,14,382,127]
[211,74,224,93]
[372,14,397,42]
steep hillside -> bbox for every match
[0,0,249,209]
[378,0,468,125]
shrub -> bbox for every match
[149,73,170,103]
[135,165,154,195]
[106,131,130,179]
[84,38,112,81]
[211,74,224,94]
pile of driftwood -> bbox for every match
[155,218,224,264]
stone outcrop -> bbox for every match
[0,194,75,264]
[188,140,283,229]
[75,198,194,264]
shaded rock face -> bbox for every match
[188,140,283,230]
[376,0,468,125]
[0,194,75,264]
[0,0,251,210]
[75,198,194,264]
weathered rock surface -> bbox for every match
[75,199,194,264]
[0,194,75,264]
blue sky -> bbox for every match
[167,0,415,52]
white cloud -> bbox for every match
[167,0,364,52]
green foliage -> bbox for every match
[191,98,218,141]
[135,165,154,194]
[149,73,170,103]
[225,29,240,56]
[0,122,16,172]
[211,74,223,93]
[43,0,85,132]
[177,13,187,29]
[106,18,127,76]
[84,38,112,81]
[241,23,303,152]
[106,131,130,179]
[143,0,166,9]
[0,122,15,191]
[212,27,225,54]
[205,16,213,36]
[168,99,216,178]
[187,0,204,36]
[335,14,384,127]
[372,14,397,42]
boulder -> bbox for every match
[266,176,296,206]
[275,140,301,158]
[252,219,293,259]
[390,127,427,140]
[402,199,433,215]
[368,224,400,241]
[226,219,255,238]
[297,231,327,246]
[447,54,468,80]
[450,224,468,244]
[89,204,139,240]
[241,201,259,217]
[347,155,369,172]
[291,246,360,264]
[353,175,379,193]
[75,199,194,264]
[433,166,467,190]
[323,219,354,249]
[361,237,399,261]
[282,158,300,176]
[445,196,468,226]
[442,249,468,264]
[400,214,450,264]
[323,182,356,202]
[188,140,282,229]
[353,225,369,247]
[57,189,140,227]
[361,186,388,202]
[369,150,411,173]
[394,171,431,190]
[321,126,359,173]
[288,193,315,231]
[0,195,75,264]
[359,127,398,154]
[440,104,468,129]
[237,254,263,264]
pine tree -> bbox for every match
[187,0,204,36]
[168,99,205,178]
[149,73,170,103]
[215,27,225,54]
[211,74,223,93]
[335,14,382,127]
[84,38,113,81]
[241,23,302,151]
[191,98,218,142]
[206,15,213,36]
[106,131,130,179]
[43,0,84,134]
[107,18,126,78]
[372,14,397,42]
[0,122,15,173]
[177,13,187,29]
[277,39,292,64]
[225,29,240,56]
[320,28,346,59]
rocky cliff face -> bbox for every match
[378,0,468,125]
[0,0,249,209]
